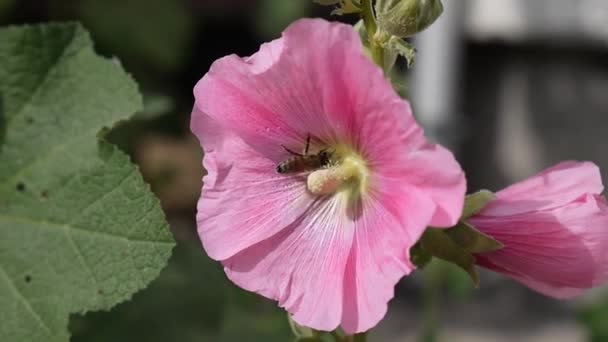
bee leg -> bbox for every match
[304,134,311,155]
[282,145,303,156]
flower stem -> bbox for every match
[361,0,377,36]
[330,330,367,342]
[421,262,442,342]
[330,330,343,341]
[361,0,385,69]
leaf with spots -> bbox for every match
[0,23,174,342]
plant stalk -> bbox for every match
[360,0,385,69]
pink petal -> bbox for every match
[282,20,430,163]
[278,19,465,228]
[375,143,466,228]
[223,197,355,332]
[472,194,608,298]
[341,187,435,333]
[193,19,354,160]
[191,107,312,260]
[194,17,465,228]
[191,18,468,332]
[480,161,603,216]
[194,18,430,160]
[223,184,435,333]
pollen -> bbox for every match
[306,144,370,197]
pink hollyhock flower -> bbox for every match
[469,161,608,298]
[190,18,465,333]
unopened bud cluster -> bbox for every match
[375,0,443,37]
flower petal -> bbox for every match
[191,106,312,260]
[283,19,428,158]
[480,161,603,216]
[194,18,429,160]
[223,183,435,333]
[341,187,435,333]
[191,18,469,333]
[375,143,466,228]
[472,194,608,298]
[223,197,355,332]
[193,19,358,159]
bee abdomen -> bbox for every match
[276,162,289,174]
[276,158,296,174]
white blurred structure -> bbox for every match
[467,0,608,44]
[411,0,608,176]
[410,0,466,145]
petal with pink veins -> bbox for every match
[192,107,312,260]
[223,197,355,332]
[480,161,603,217]
[341,186,435,333]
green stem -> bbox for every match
[361,0,377,36]
[330,330,343,341]
[331,331,366,342]
[421,263,441,342]
[353,332,368,342]
[360,0,384,69]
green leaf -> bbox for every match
[444,221,503,254]
[420,229,479,286]
[461,189,495,219]
[0,23,174,342]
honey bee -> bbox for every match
[276,135,333,174]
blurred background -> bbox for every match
[2,0,608,341]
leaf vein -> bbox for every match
[62,227,102,306]
[6,25,79,126]
[0,132,94,189]
[0,215,173,245]
[0,264,52,334]
[67,167,136,225]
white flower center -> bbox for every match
[306,145,369,197]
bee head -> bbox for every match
[318,149,333,166]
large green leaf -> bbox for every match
[0,23,174,341]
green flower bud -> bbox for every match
[375,0,443,37]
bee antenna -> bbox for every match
[305,134,311,155]
[282,144,303,156]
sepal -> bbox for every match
[288,314,317,339]
[419,229,479,286]
[386,36,416,68]
[355,20,416,70]
[461,190,495,219]
[410,242,432,269]
[444,221,504,254]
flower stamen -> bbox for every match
[306,144,369,198]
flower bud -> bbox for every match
[375,0,443,37]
